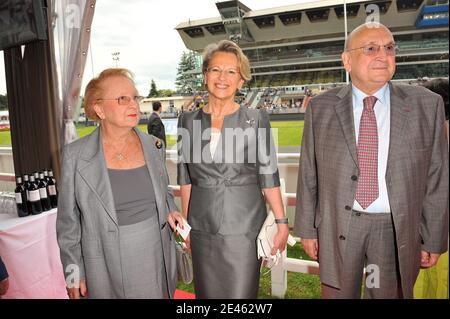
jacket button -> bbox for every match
[339,235,346,240]
[351,175,358,181]
[345,205,352,211]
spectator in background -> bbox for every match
[0,256,9,297]
[147,101,166,146]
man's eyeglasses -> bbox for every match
[97,95,144,105]
[206,66,240,78]
[346,43,399,56]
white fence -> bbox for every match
[1,148,317,298]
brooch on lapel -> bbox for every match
[245,119,255,126]
[155,138,163,149]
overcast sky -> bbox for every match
[0,0,320,96]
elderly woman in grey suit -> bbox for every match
[176,40,289,298]
[56,68,184,299]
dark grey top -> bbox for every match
[108,165,157,226]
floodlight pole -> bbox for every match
[344,0,350,84]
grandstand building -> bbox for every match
[176,0,449,98]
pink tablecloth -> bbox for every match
[0,209,68,299]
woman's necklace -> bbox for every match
[103,132,133,161]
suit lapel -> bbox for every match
[386,82,410,177]
[334,85,358,167]
[77,128,118,226]
[137,129,166,226]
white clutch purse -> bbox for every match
[257,211,296,260]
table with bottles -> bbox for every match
[0,169,67,298]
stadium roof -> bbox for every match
[176,0,441,51]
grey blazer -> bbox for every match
[177,106,280,235]
[56,127,179,298]
[294,82,449,298]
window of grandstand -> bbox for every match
[424,12,449,19]
[279,12,302,26]
[364,1,391,15]
[426,0,449,4]
[396,0,424,12]
[183,27,204,38]
[305,9,330,22]
[253,16,275,28]
[334,4,361,18]
[205,24,226,35]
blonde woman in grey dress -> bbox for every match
[176,40,289,298]
[57,68,184,299]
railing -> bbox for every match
[0,148,313,298]
[166,150,318,298]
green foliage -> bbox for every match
[175,51,201,94]
[148,79,159,98]
[0,94,8,110]
[158,89,175,97]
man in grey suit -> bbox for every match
[294,22,448,298]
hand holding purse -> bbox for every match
[257,211,296,262]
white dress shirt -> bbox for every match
[352,83,392,213]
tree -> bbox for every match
[158,89,175,97]
[148,79,158,98]
[0,94,8,110]
[175,51,201,94]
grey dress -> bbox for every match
[177,106,280,298]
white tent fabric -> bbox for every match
[52,0,96,144]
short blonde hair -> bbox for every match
[202,40,251,82]
[84,68,135,121]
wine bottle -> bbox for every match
[48,170,58,207]
[15,176,29,217]
[47,172,58,208]
[38,172,52,211]
[28,175,43,215]
[23,174,32,213]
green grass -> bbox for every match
[176,237,321,299]
[0,121,304,147]
[271,121,304,147]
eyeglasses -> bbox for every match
[206,66,240,78]
[346,43,399,56]
[97,95,144,105]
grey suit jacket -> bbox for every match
[294,82,449,298]
[177,107,280,235]
[56,127,179,298]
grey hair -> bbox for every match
[202,40,252,82]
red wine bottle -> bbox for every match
[48,170,58,207]
[22,174,32,213]
[15,176,29,217]
[47,172,58,208]
[38,172,51,211]
[28,175,43,215]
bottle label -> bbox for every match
[29,190,40,202]
[15,193,23,204]
[48,185,57,196]
[39,188,48,199]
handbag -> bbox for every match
[257,211,296,261]
[175,241,193,284]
